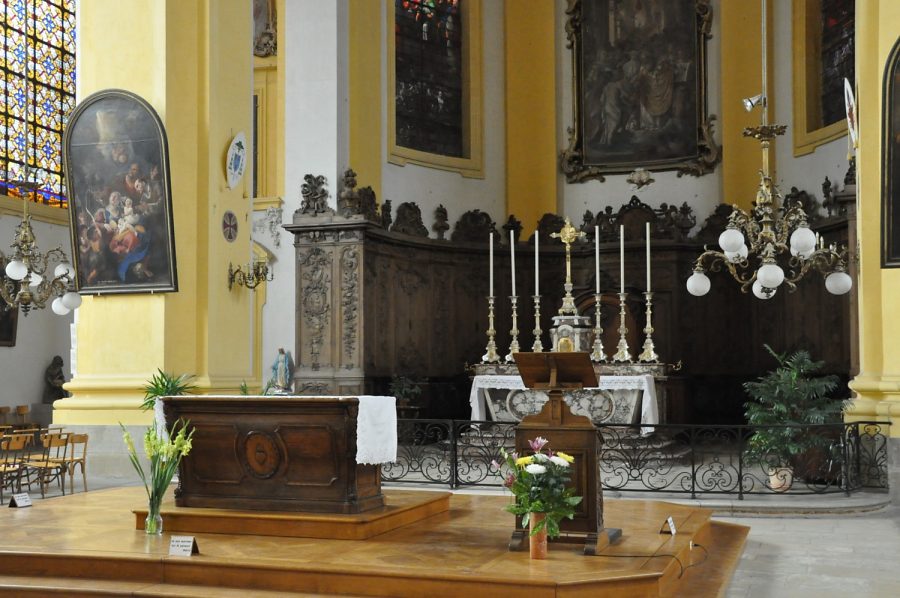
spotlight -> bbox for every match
[742,93,765,112]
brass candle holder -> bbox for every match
[531,295,545,352]
[589,293,606,362]
[638,292,660,363]
[505,295,521,362]
[482,296,500,363]
[612,292,632,363]
[550,219,585,315]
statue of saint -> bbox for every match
[43,355,69,404]
[268,348,294,394]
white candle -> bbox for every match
[619,225,625,294]
[594,225,600,294]
[510,229,517,296]
[646,222,651,292]
[489,232,494,296]
[534,233,539,296]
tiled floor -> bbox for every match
[722,506,900,597]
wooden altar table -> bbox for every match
[163,395,396,514]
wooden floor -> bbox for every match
[0,486,748,597]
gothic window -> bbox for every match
[0,0,76,207]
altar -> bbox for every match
[471,363,665,435]
[163,395,397,514]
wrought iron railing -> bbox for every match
[381,420,889,498]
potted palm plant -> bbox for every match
[743,346,848,491]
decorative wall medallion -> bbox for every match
[222,210,238,242]
[225,132,247,189]
[241,431,281,479]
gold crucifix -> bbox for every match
[550,218,585,315]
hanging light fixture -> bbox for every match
[1,5,80,317]
[686,0,852,300]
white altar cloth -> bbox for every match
[468,375,659,436]
[345,395,397,465]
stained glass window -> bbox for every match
[1,0,75,208]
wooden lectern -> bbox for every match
[509,352,621,555]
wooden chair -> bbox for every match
[0,433,30,503]
[52,433,88,494]
[14,405,29,425]
[23,432,70,498]
[0,406,10,425]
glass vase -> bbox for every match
[145,501,163,535]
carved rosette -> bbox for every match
[299,246,331,371]
[340,247,359,368]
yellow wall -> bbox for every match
[56,0,254,425]
[720,0,776,210]
[504,2,556,233]
[349,0,383,200]
[848,0,900,434]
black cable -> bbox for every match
[683,542,710,575]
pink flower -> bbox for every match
[503,473,516,488]
[490,459,501,471]
[529,437,548,452]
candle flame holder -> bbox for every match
[531,295,545,352]
[589,293,606,362]
[505,295,521,362]
[638,292,659,363]
[482,296,500,363]
[612,292,632,363]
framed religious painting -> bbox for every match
[882,37,900,268]
[387,0,484,178]
[560,0,719,183]
[62,89,178,294]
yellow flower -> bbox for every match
[515,455,534,467]
[556,451,575,463]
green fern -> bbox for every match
[743,345,848,466]
[140,369,197,411]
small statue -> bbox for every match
[43,355,69,404]
[267,348,294,395]
[433,204,449,240]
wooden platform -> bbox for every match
[133,490,451,540]
[0,486,748,597]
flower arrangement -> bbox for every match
[121,419,195,534]
[498,437,582,538]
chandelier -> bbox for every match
[685,0,852,300]
[1,189,81,316]
[227,259,272,291]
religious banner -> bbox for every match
[63,89,178,294]
[560,0,719,183]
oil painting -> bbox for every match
[63,89,177,294]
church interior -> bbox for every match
[1,0,900,595]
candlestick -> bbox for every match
[595,225,600,294]
[646,222,651,292]
[532,295,544,352]
[612,292,632,363]
[534,233,539,296]
[505,295,521,362]
[482,295,500,363]
[510,230,516,297]
[619,224,625,294]
[638,292,659,363]
[489,232,494,297]
[589,293,606,362]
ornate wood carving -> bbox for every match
[340,247,359,368]
[502,215,523,245]
[450,209,498,243]
[433,204,450,240]
[338,169,379,222]
[299,246,331,371]
[390,202,428,237]
[534,214,568,244]
[298,174,332,216]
